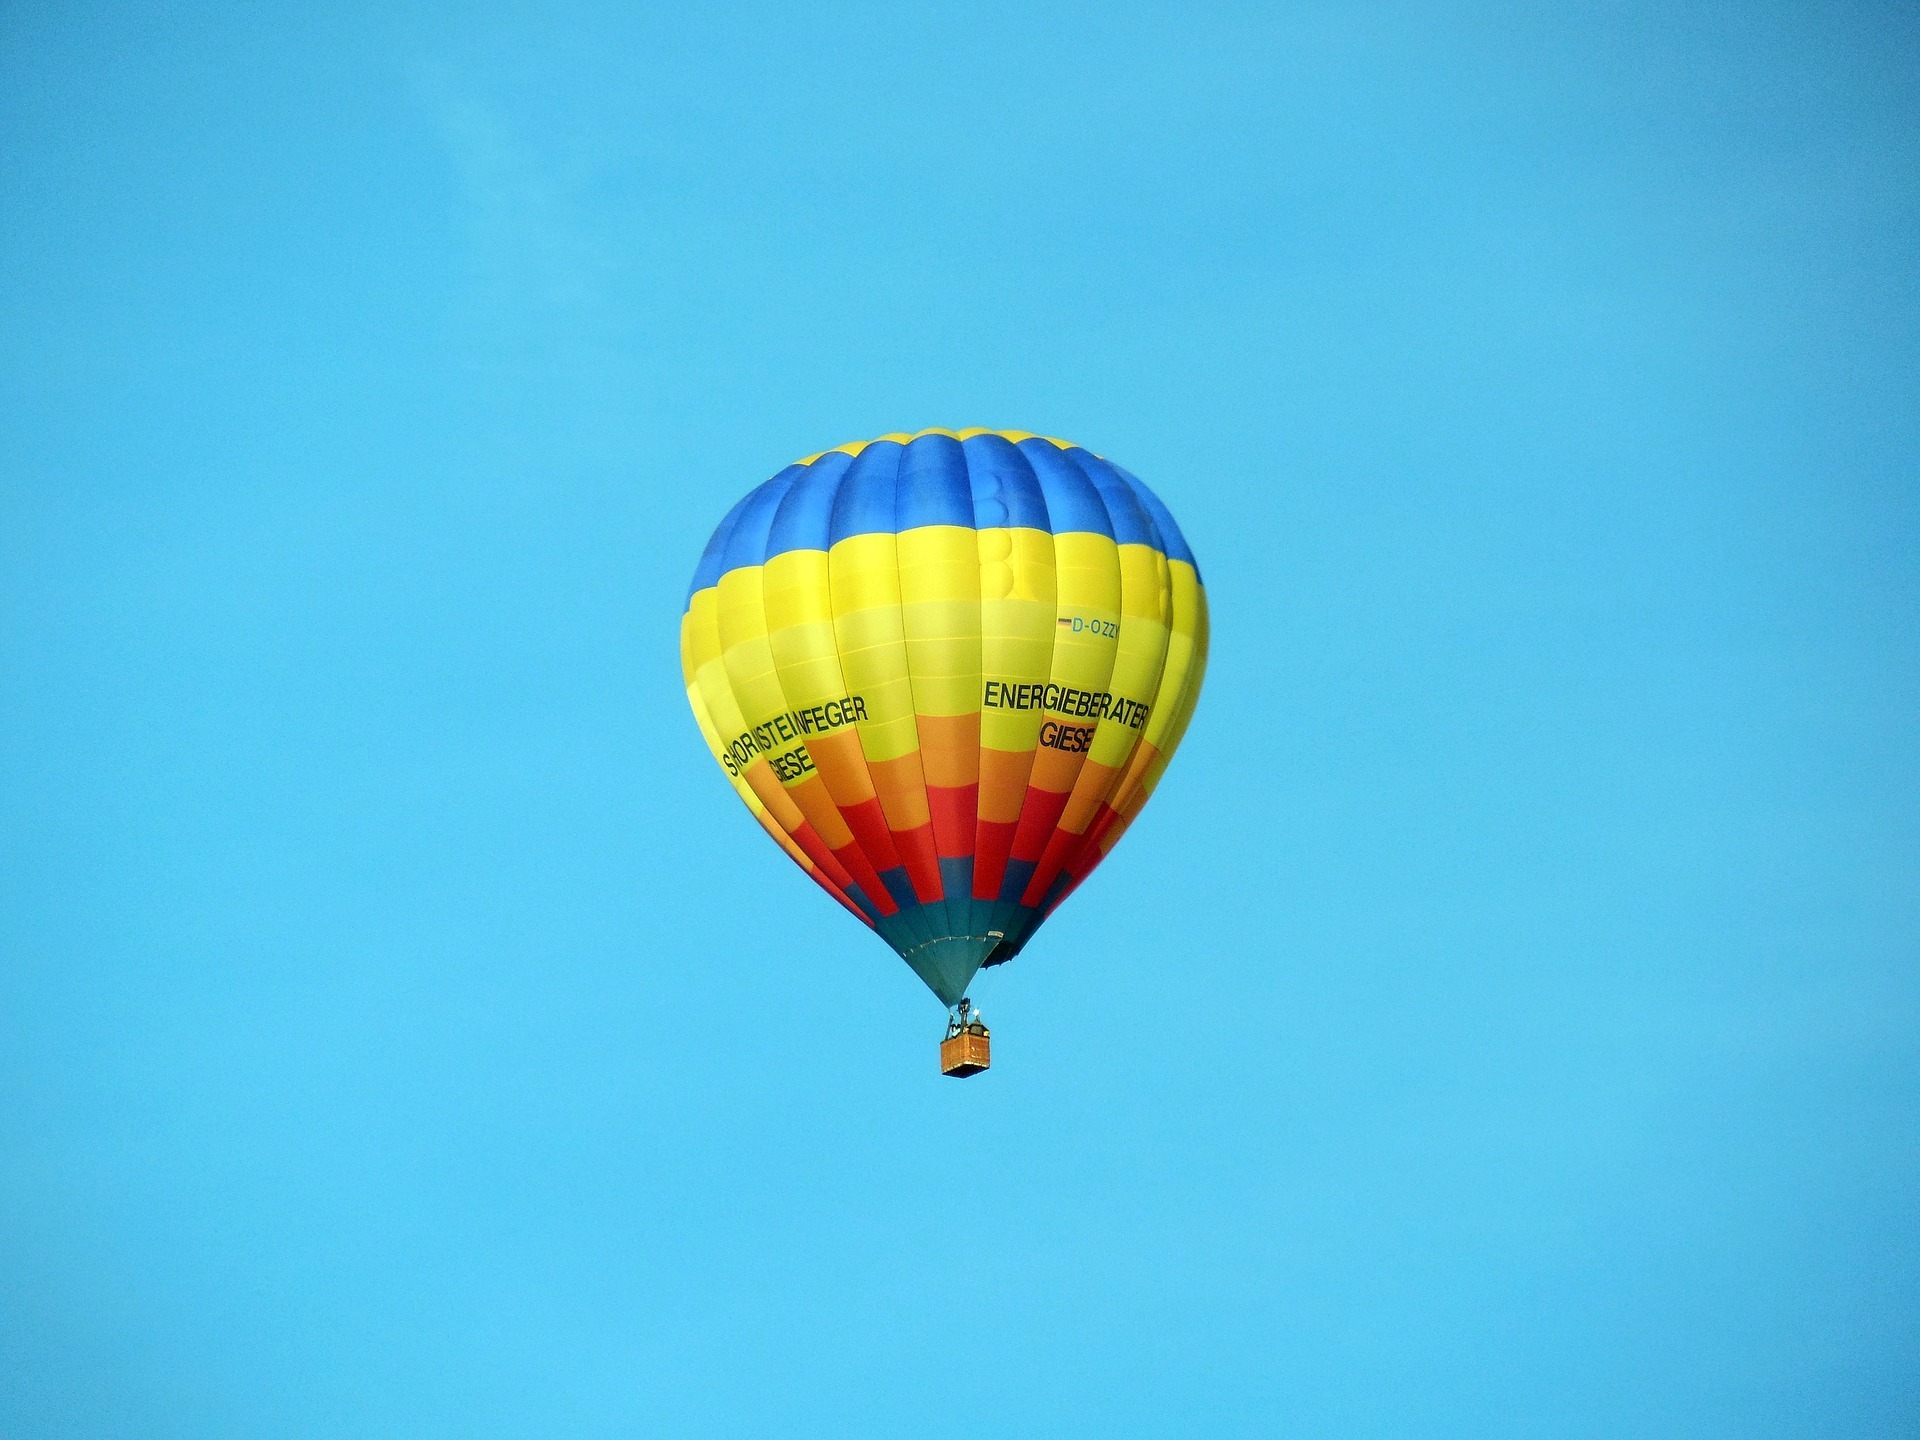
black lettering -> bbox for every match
[770,748,818,782]
[1038,721,1096,753]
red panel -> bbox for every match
[780,822,871,923]
[1008,785,1073,865]
[790,821,854,894]
[926,783,980,860]
[839,796,906,875]
[1065,806,1123,881]
[1042,807,1130,918]
[813,869,875,925]
[972,819,1017,900]
[892,822,943,903]
[827,838,898,917]
[1019,825,1086,908]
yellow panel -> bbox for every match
[977,525,1057,760]
[1047,537,1174,828]
[828,532,933,776]
[1117,542,1173,620]
[1048,533,1122,696]
[1141,561,1204,752]
[763,549,833,630]
[1103,567,1209,826]
[833,606,905,654]
[713,561,858,849]
[896,525,981,605]
[828,533,902,612]
[903,671,978,716]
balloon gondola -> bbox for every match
[679,429,1208,1073]
[940,1000,991,1078]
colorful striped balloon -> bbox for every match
[680,429,1209,1007]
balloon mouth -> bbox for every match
[897,935,1006,1007]
[982,938,1021,969]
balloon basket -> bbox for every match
[940,1008,990,1078]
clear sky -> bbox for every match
[2,3,1916,1435]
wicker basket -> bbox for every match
[940,1028,991,1078]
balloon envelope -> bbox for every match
[680,429,1208,1005]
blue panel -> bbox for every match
[876,865,919,912]
[1036,870,1073,915]
[1111,462,1199,573]
[721,468,802,574]
[828,440,904,544]
[938,857,973,907]
[1017,439,1112,538]
[895,433,975,530]
[687,488,760,600]
[961,433,1051,532]
[1068,450,1161,550]
[998,857,1038,906]
[845,883,884,924]
[767,451,853,556]
[694,433,1201,599]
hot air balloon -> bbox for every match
[679,429,1208,1075]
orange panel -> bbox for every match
[914,712,980,788]
[866,752,933,830]
[977,746,1034,824]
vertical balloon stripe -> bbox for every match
[1018,541,1173,908]
[892,433,977,940]
[682,429,1206,1006]
[1038,456,1207,911]
[965,438,1058,947]
[1010,448,1166,908]
[999,525,1123,906]
[828,534,939,896]
[1051,558,1211,912]
[759,451,939,951]
[898,519,983,941]
[825,445,947,954]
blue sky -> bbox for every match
[2,3,1916,1435]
